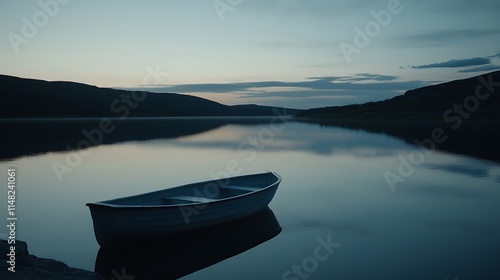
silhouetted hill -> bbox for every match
[295,71,500,162]
[0,75,299,118]
[297,70,500,120]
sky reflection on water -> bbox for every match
[0,119,499,279]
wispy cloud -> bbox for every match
[410,57,491,69]
[396,29,500,47]
[458,64,500,73]
[330,73,399,82]
[489,51,500,58]
[406,52,500,72]
[138,75,426,96]
[123,73,429,109]
[423,163,489,178]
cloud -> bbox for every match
[235,89,401,100]
[407,52,500,72]
[489,51,500,58]
[122,73,430,109]
[458,64,500,73]
[139,74,424,95]
[397,29,500,47]
[423,163,489,178]
[410,57,491,69]
[330,73,399,82]
[239,0,372,18]
[425,0,500,14]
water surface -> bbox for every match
[1,118,499,279]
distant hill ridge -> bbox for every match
[0,74,299,118]
[297,70,500,120]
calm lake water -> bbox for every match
[1,118,500,279]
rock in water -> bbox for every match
[0,239,102,280]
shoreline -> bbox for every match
[295,117,500,164]
[0,115,294,121]
[0,239,102,280]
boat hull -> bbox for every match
[87,172,281,246]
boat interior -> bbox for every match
[162,185,262,205]
[96,173,278,206]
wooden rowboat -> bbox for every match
[86,172,282,246]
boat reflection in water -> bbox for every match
[95,207,281,280]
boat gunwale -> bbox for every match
[86,172,281,209]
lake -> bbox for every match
[1,118,500,279]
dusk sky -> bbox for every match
[1,0,500,109]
